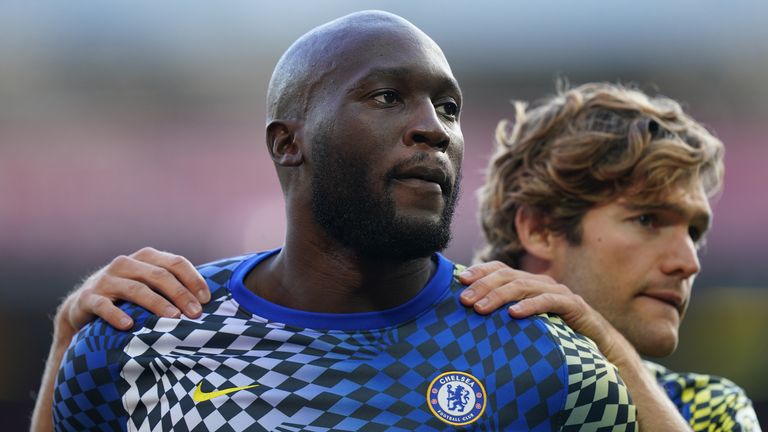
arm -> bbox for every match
[458,261,692,431]
[30,247,209,432]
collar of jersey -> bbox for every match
[228,248,454,330]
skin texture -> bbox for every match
[547,185,710,356]
[31,11,463,430]
[307,42,462,261]
[31,247,210,432]
[462,182,710,356]
[458,181,712,430]
[32,13,715,432]
[247,12,463,313]
[31,120,706,430]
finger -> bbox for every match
[464,270,571,305]
[110,256,202,318]
[507,293,588,324]
[59,292,93,333]
[470,280,524,314]
[460,266,522,306]
[99,275,184,318]
[458,261,508,284]
[471,278,574,314]
[507,297,544,318]
[132,248,210,303]
[508,294,626,363]
[84,295,135,330]
[460,267,535,305]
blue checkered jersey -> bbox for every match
[53,250,637,431]
[645,361,761,432]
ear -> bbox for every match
[266,120,303,166]
[515,206,557,262]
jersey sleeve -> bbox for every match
[646,361,762,432]
[540,315,637,431]
[51,255,251,431]
[52,304,154,432]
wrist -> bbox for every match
[51,302,77,350]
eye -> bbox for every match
[635,214,657,227]
[688,226,700,241]
[371,90,401,105]
[436,100,460,119]
[690,227,707,251]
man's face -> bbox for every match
[307,27,464,259]
[549,183,712,357]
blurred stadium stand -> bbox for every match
[1,1,766,428]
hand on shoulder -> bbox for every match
[54,247,210,342]
[458,260,632,365]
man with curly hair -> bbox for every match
[459,82,760,431]
[32,13,641,432]
[36,80,762,430]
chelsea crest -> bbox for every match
[427,371,487,426]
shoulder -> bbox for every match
[196,251,275,301]
[539,315,637,429]
[646,361,761,431]
[52,252,265,430]
[53,304,153,430]
[197,253,256,294]
[445,267,637,430]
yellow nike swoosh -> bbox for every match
[192,382,260,403]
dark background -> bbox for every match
[1,1,766,429]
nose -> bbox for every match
[404,99,450,151]
[660,228,701,279]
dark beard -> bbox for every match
[311,140,460,261]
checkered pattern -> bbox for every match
[543,316,636,431]
[52,255,248,432]
[54,252,638,431]
[646,361,760,431]
[53,316,137,431]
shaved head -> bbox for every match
[264,10,464,259]
[266,10,448,122]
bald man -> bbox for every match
[38,11,637,431]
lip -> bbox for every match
[392,166,451,193]
[639,291,685,314]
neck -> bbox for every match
[519,253,553,276]
[244,228,437,313]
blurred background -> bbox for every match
[1,0,766,428]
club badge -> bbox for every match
[427,371,486,426]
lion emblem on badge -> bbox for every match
[427,371,486,426]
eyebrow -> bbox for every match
[346,66,462,99]
[623,202,712,231]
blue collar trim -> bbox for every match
[228,249,454,330]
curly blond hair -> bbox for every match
[477,82,725,267]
